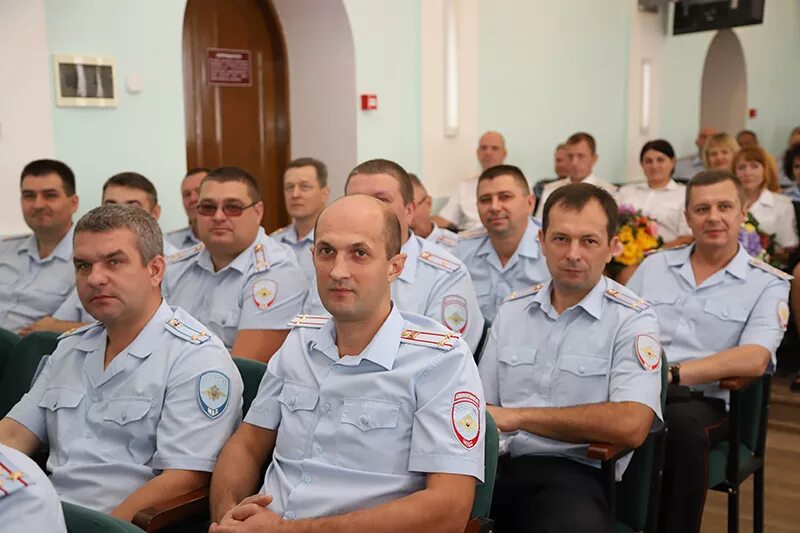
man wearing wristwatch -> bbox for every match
[627,170,790,533]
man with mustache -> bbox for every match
[627,170,790,533]
[164,166,308,362]
[209,195,484,532]
[479,183,663,532]
[457,164,549,322]
[0,159,78,332]
[0,204,242,520]
[165,167,208,250]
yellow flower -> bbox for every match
[616,242,643,266]
[619,226,634,244]
[744,223,756,233]
[634,228,658,251]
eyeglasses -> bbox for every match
[197,201,258,217]
[414,195,430,207]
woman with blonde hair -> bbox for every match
[734,145,798,257]
[703,132,739,170]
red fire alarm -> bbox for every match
[361,94,378,110]
[748,108,757,119]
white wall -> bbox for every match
[0,0,55,234]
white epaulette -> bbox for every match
[165,318,211,345]
[253,243,270,273]
[270,225,290,238]
[604,288,650,311]
[418,251,459,273]
[0,233,30,242]
[168,243,205,264]
[458,227,487,240]
[0,450,32,499]
[288,314,330,328]
[644,243,690,256]
[435,233,458,249]
[749,257,793,280]
[400,329,459,350]
[504,283,545,302]
[58,321,102,340]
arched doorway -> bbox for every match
[700,30,747,135]
[183,0,290,231]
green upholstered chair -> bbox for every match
[466,411,498,532]
[0,327,21,380]
[0,330,60,417]
[63,501,144,532]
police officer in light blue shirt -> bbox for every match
[626,170,790,533]
[0,205,242,519]
[209,195,483,532]
[164,167,308,362]
[165,167,207,249]
[409,172,459,254]
[480,183,663,533]
[458,165,549,322]
[1,160,78,333]
[0,443,67,533]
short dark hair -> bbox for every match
[20,159,76,196]
[346,159,413,205]
[202,167,261,203]
[103,172,158,206]
[541,183,618,242]
[407,172,423,189]
[783,143,800,179]
[286,157,328,188]
[566,132,597,155]
[478,164,530,194]
[685,170,745,210]
[736,129,758,143]
[639,139,676,162]
[185,167,209,178]
[75,204,163,264]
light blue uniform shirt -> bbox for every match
[478,278,663,480]
[0,443,66,533]
[627,244,790,401]
[0,228,75,331]
[271,223,315,285]
[165,226,200,250]
[164,228,308,349]
[244,306,485,520]
[426,224,458,254]
[7,300,243,513]
[457,219,549,322]
[674,154,705,181]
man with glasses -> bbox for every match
[408,173,458,254]
[165,167,208,250]
[164,167,308,362]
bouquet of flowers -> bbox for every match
[738,212,776,263]
[611,205,663,266]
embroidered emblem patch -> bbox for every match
[778,300,790,329]
[451,391,481,450]
[635,334,662,371]
[252,279,277,309]
[442,295,468,333]
[197,371,230,419]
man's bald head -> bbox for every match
[315,195,402,259]
[477,131,508,170]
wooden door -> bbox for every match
[183,0,290,231]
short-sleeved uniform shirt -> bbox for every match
[478,277,663,480]
[627,244,791,401]
[271,223,315,285]
[616,180,691,242]
[457,219,549,322]
[7,300,243,513]
[165,226,200,250]
[0,443,66,533]
[0,228,75,331]
[426,224,459,254]
[163,228,308,349]
[244,307,485,520]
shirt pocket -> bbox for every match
[702,299,749,348]
[39,387,85,462]
[554,355,610,406]
[336,398,407,474]
[208,308,240,347]
[274,382,319,460]
[100,396,157,463]
[497,347,538,405]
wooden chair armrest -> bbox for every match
[587,442,631,462]
[464,517,494,533]
[719,376,757,391]
[132,486,209,532]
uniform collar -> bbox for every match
[74,299,172,359]
[22,224,74,262]
[669,244,749,282]
[398,233,420,283]
[530,277,605,320]
[198,227,267,273]
[309,304,403,370]
[477,218,541,265]
[282,223,314,245]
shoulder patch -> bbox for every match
[197,371,230,419]
[748,257,793,280]
[168,242,205,264]
[270,225,290,237]
[58,321,102,340]
[165,318,211,344]
[288,314,330,328]
[0,233,30,242]
[400,329,459,350]
[418,251,459,273]
[505,284,545,302]
[458,227,487,240]
[0,451,32,498]
[605,288,650,311]
[253,243,270,273]
[434,233,458,250]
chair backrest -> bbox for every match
[470,411,499,519]
[233,357,267,417]
[0,331,61,418]
[472,322,491,364]
[0,328,21,380]
[63,501,143,532]
[738,376,767,452]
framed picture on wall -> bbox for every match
[53,54,117,107]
